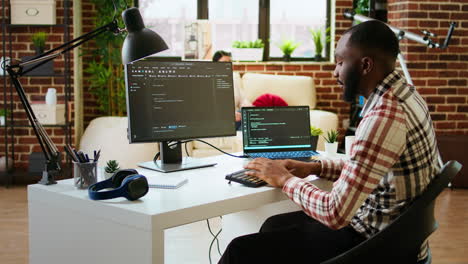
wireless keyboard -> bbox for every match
[225,169,267,188]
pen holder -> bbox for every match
[73,161,97,189]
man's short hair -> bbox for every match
[344,20,399,60]
[212,50,232,62]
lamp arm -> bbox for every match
[343,9,456,49]
[14,20,120,76]
[4,19,121,185]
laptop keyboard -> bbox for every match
[247,150,318,160]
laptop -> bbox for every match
[241,106,319,160]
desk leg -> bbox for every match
[152,228,165,263]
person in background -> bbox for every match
[212,50,233,62]
[218,20,441,264]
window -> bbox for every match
[269,0,328,59]
[137,0,330,61]
[139,0,197,57]
[209,0,259,54]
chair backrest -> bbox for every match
[322,160,462,264]
[241,73,316,109]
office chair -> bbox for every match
[322,160,462,264]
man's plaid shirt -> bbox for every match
[283,71,441,256]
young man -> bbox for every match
[219,20,441,264]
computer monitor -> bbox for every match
[124,60,236,172]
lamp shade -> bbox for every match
[121,7,168,64]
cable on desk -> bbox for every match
[195,139,250,159]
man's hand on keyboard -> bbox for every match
[244,158,294,188]
[277,159,322,179]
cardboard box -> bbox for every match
[11,0,56,25]
[31,104,65,125]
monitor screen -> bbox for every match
[125,60,236,144]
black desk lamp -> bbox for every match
[3,7,168,185]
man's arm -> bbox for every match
[283,99,406,229]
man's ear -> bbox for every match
[361,56,374,75]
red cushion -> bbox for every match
[252,93,288,107]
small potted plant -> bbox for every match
[323,129,339,155]
[26,31,53,75]
[104,160,120,179]
[277,39,300,62]
[309,27,330,61]
[231,39,264,61]
[0,108,10,126]
[31,32,47,55]
[310,125,323,151]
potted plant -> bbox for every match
[0,108,9,126]
[104,160,120,179]
[310,125,323,151]
[25,31,53,75]
[309,27,330,61]
[31,31,47,55]
[231,39,264,62]
[277,39,300,62]
[323,129,339,155]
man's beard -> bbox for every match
[343,67,361,103]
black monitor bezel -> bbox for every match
[124,60,237,144]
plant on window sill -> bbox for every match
[277,40,300,62]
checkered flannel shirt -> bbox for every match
[283,70,441,258]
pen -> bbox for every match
[65,145,79,162]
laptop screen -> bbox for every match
[242,106,312,153]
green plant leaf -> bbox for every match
[105,160,120,173]
[323,130,339,143]
[277,39,300,56]
[31,32,47,48]
[310,125,323,136]
[232,39,264,49]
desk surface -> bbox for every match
[29,155,286,230]
[28,154,338,230]
[28,153,339,264]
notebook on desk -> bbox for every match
[143,171,188,189]
[241,106,318,160]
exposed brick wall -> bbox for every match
[81,0,101,125]
[388,0,468,134]
[0,0,75,169]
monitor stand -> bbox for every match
[138,141,216,173]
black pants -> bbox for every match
[218,211,366,264]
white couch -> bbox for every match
[80,73,338,163]
[79,116,159,169]
[187,73,339,157]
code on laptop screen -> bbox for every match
[242,106,312,151]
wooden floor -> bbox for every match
[1,186,467,264]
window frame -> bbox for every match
[135,0,332,62]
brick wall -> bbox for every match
[388,0,468,134]
[0,0,74,170]
[82,0,101,125]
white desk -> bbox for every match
[28,154,336,264]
